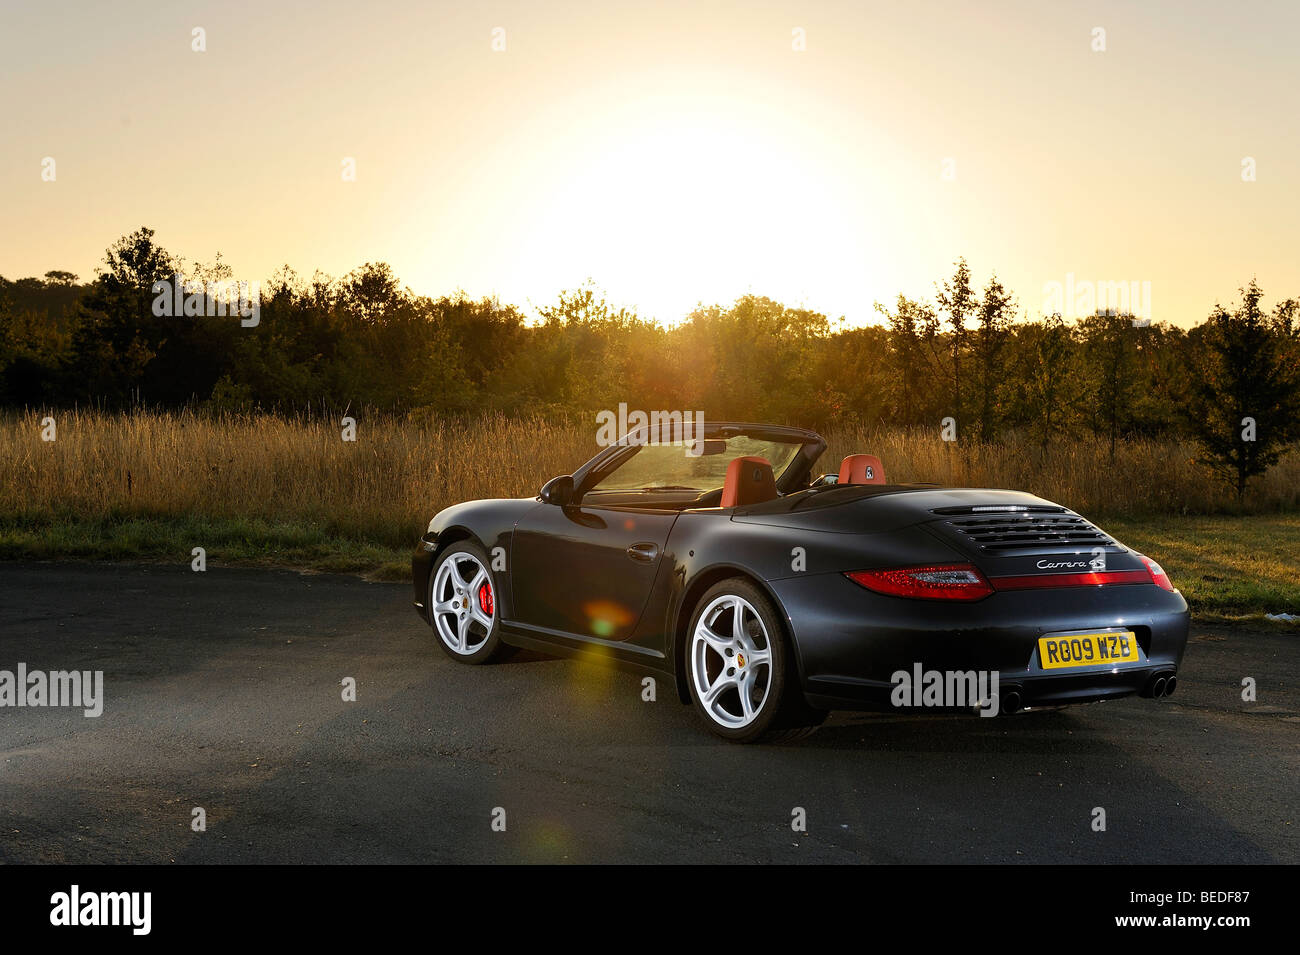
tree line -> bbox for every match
[2,227,1298,495]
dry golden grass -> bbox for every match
[1,410,595,547]
[2,411,1297,552]
[822,427,1300,516]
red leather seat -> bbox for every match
[721,456,777,507]
[838,453,885,485]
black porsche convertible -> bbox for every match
[412,421,1189,742]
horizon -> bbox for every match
[2,235,1281,331]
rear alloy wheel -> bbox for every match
[429,543,511,663]
[687,579,824,742]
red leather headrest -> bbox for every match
[721,456,777,508]
[838,453,885,485]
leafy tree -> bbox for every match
[1186,281,1300,498]
[67,227,178,405]
[1008,313,1078,449]
[933,258,977,431]
[677,295,828,424]
[805,324,892,428]
[874,295,936,427]
[1129,321,1190,436]
[1079,310,1139,460]
[971,274,1015,441]
[340,262,405,324]
[528,282,654,412]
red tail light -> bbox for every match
[1137,554,1175,592]
[845,564,993,601]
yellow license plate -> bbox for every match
[1038,631,1139,669]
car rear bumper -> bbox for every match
[802,662,1178,713]
[769,572,1190,713]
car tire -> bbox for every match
[686,578,826,743]
[427,541,513,664]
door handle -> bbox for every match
[626,542,659,563]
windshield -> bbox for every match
[591,435,805,492]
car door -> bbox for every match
[510,501,679,642]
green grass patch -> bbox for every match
[0,513,413,581]
[1104,513,1300,619]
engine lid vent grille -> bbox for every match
[946,514,1114,552]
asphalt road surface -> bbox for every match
[1,562,1296,864]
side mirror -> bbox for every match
[540,474,575,506]
[809,473,839,488]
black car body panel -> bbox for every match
[413,422,1190,715]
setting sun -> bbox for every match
[460,85,898,322]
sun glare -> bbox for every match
[488,99,894,324]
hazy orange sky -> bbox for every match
[3,0,1297,326]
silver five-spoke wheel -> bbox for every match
[431,551,495,656]
[690,594,773,729]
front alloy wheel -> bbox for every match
[429,544,510,663]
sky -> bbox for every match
[2,0,1298,326]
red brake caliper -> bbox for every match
[477,581,494,617]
